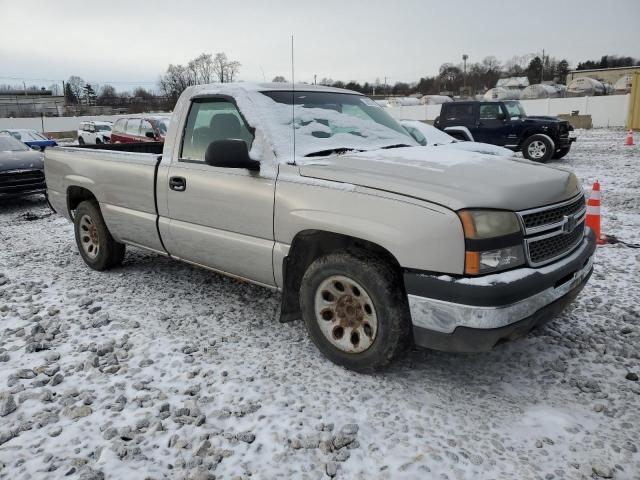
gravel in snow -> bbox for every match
[0,128,639,479]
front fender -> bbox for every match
[274,170,465,275]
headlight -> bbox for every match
[458,210,521,239]
[458,210,525,275]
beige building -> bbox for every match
[567,66,640,84]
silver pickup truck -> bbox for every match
[45,83,595,372]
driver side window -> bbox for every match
[181,99,253,162]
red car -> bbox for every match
[110,116,169,143]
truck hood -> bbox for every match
[298,146,581,211]
[0,149,44,172]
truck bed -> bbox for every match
[44,144,166,253]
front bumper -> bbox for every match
[405,228,596,352]
[558,135,576,148]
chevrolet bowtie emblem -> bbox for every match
[562,214,577,234]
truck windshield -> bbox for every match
[259,91,416,159]
[504,101,527,118]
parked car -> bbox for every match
[110,116,169,143]
[0,134,46,198]
[45,83,595,372]
[400,120,516,157]
[0,129,57,151]
[78,121,112,145]
[434,101,576,162]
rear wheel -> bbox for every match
[522,134,554,162]
[299,250,411,372]
[552,145,571,159]
[74,200,125,271]
[78,136,85,146]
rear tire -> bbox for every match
[552,145,571,159]
[299,249,411,372]
[522,134,554,162]
[74,200,125,271]
[78,136,85,146]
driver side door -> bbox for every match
[163,97,276,286]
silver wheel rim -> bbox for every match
[79,214,100,259]
[314,275,378,353]
[527,140,547,159]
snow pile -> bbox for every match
[0,128,639,479]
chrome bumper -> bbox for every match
[407,235,595,334]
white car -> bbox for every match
[77,121,113,145]
[400,120,516,157]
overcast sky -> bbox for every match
[1,0,638,91]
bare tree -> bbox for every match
[212,53,241,83]
[67,76,85,101]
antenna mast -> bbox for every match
[291,35,296,164]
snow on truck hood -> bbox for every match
[298,146,581,211]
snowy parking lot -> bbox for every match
[0,128,639,479]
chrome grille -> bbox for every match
[527,220,585,264]
[518,194,587,267]
[521,195,585,231]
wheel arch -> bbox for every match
[67,185,98,219]
[279,229,403,323]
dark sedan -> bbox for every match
[0,134,46,198]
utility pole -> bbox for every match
[62,80,67,108]
[314,74,317,85]
[541,48,545,83]
[462,54,469,94]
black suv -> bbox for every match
[434,100,576,162]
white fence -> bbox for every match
[0,113,171,134]
[0,95,630,132]
[387,94,630,128]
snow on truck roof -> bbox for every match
[188,81,363,96]
[175,82,414,171]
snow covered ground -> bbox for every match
[0,128,639,480]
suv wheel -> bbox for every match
[552,145,571,159]
[522,134,554,162]
[299,250,411,372]
[74,200,126,270]
[78,136,85,146]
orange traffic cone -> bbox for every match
[586,181,605,245]
[626,130,635,146]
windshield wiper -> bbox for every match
[305,148,363,157]
[380,143,412,150]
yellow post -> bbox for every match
[628,72,640,131]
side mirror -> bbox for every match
[205,139,259,170]
[497,112,507,121]
[30,145,40,151]
[145,131,155,139]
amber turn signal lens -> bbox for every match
[465,251,481,275]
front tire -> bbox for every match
[522,134,554,162]
[299,250,411,372]
[74,200,125,271]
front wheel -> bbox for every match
[74,200,125,271]
[299,250,411,372]
[522,134,554,162]
[552,145,571,159]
